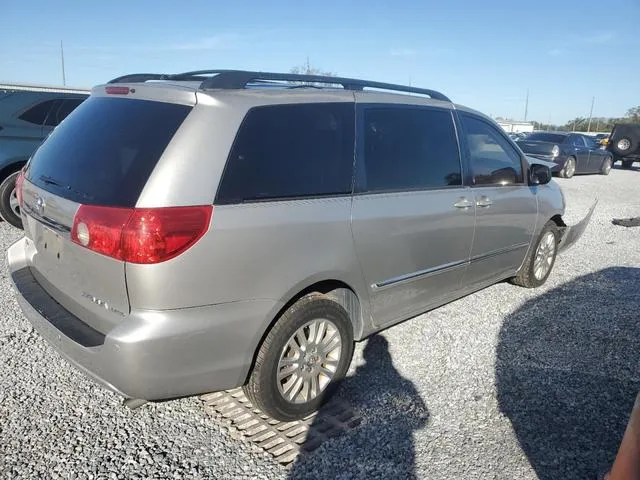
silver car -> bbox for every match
[7,70,588,421]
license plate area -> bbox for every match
[39,225,65,261]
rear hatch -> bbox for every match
[20,92,193,333]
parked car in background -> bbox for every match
[591,133,609,146]
[508,132,528,141]
[8,70,591,421]
[516,132,613,178]
[0,84,89,228]
[607,123,640,169]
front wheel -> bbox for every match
[0,171,24,229]
[511,221,559,288]
[600,156,613,175]
[243,293,354,421]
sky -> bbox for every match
[1,0,639,125]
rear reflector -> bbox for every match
[105,86,131,95]
[71,205,213,264]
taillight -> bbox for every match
[71,205,213,264]
[15,170,25,207]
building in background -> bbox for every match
[495,119,534,133]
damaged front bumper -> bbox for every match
[558,199,598,252]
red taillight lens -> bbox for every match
[105,86,131,95]
[71,205,213,264]
[15,170,25,207]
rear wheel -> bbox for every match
[243,293,354,421]
[511,221,559,288]
[559,157,576,179]
[0,171,23,229]
[622,159,634,169]
[600,156,613,175]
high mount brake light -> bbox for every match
[105,86,132,95]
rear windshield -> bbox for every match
[524,133,567,143]
[26,97,191,207]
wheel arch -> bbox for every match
[241,277,369,386]
[0,158,27,183]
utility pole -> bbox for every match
[587,96,595,132]
[524,89,529,121]
[60,41,66,86]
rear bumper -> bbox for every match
[8,237,280,400]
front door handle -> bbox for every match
[476,196,493,207]
[453,197,473,209]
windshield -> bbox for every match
[524,133,567,143]
[27,97,191,207]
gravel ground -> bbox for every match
[1,166,639,479]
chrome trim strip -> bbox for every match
[372,242,531,290]
[23,205,71,233]
[470,242,529,263]
[372,259,468,290]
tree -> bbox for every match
[290,59,335,77]
[626,106,640,123]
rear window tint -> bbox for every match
[216,103,355,203]
[27,97,191,207]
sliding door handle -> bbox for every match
[476,196,493,207]
[453,197,473,209]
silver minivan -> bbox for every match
[7,70,589,420]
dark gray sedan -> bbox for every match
[517,132,613,178]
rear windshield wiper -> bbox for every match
[38,175,94,201]
[39,175,65,188]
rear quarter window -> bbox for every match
[216,103,355,203]
[18,99,58,125]
[26,97,191,207]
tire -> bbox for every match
[559,157,576,179]
[600,156,613,175]
[0,171,23,229]
[622,159,634,169]
[243,293,355,421]
[612,136,635,157]
[511,221,559,288]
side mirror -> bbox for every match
[529,164,552,185]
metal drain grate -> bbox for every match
[201,389,362,464]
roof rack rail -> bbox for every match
[107,70,451,102]
[196,70,451,101]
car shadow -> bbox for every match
[287,334,429,479]
[611,163,640,172]
[496,267,640,479]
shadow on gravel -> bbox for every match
[497,267,640,479]
[288,334,429,480]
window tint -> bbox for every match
[572,135,586,147]
[525,133,567,143]
[27,97,191,207]
[18,99,57,125]
[44,98,85,126]
[460,114,524,186]
[359,107,461,192]
[217,103,354,203]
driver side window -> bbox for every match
[460,114,524,186]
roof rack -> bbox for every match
[107,70,451,102]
